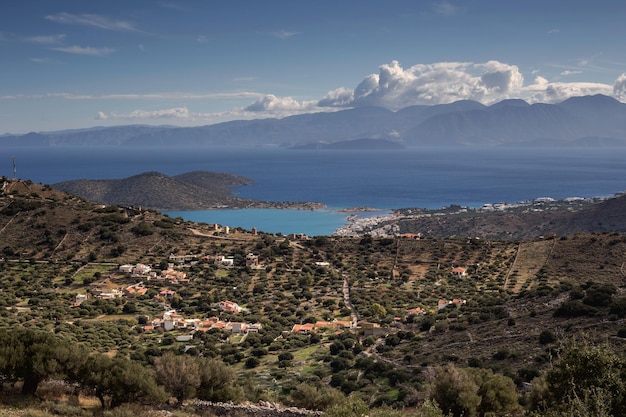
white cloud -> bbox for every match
[50,46,115,56]
[613,73,626,101]
[0,91,264,101]
[7,59,626,130]
[318,60,619,109]
[45,12,139,32]
[96,107,193,121]
[271,30,299,40]
[244,94,317,112]
[23,34,66,44]
[91,68,626,126]
[30,58,53,64]
[95,95,331,124]
[560,70,582,76]
[525,81,613,103]
[319,60,526,109]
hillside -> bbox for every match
[374,195,626,239]
[2,178,626,416]
[2,94,626,148]
[52,171,324,210]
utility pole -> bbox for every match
[12,156,16,180]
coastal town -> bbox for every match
[333,194,619,238]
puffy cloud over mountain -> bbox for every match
[318,60,614,110]
[91,60,624,126]
[614,74,626,102]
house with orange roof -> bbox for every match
[158,289,176,299]
[124,282,148,296]
[219,300,243,313]
[437,298,466,311]
[406,307,425,318]
[291,323,315,334]
[451,267,468,277]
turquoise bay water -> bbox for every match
[164,208,391,236]
[164,208,351,236]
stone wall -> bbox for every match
[190,400,323,417]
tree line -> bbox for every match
[0,327,239,409]
[2,327,626,416]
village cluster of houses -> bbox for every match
[143,309,262,337]
[118,263,189,284]
[72,251,471,341]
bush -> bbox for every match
[609,298,626,317]
[539,330,557,345]
[554,300,598,318]
[245,357,260,368]
[131,222,154,236]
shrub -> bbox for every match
[539,330,557,345]
[554,300,598,318]
[245,357,260,368]
[131,222,154,236]
[609,298,626,317]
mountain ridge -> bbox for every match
[2,94,625,148]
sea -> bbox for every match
[2,146,626,236]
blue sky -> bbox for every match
[1,0,626,134]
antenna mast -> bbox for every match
[12,156,16,180]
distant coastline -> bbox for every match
[6,146,626,236]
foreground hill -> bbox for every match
[2,178,626,416]
[53,171,323,210]
[2,94,625,148]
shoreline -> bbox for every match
[165,191,625,238]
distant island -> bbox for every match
[289,138,405,150]
[53,171,325,211]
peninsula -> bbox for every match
[53,170,325,211]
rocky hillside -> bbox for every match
[387,195,626,239]
[52,171,255,210]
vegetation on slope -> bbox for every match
[2,177,626,416]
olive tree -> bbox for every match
[532,338,626,416]
[0,327,66,395]
[154,351,201,404]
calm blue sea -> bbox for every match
[2,146,625,235]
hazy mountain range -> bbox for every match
[2,94,626,148]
